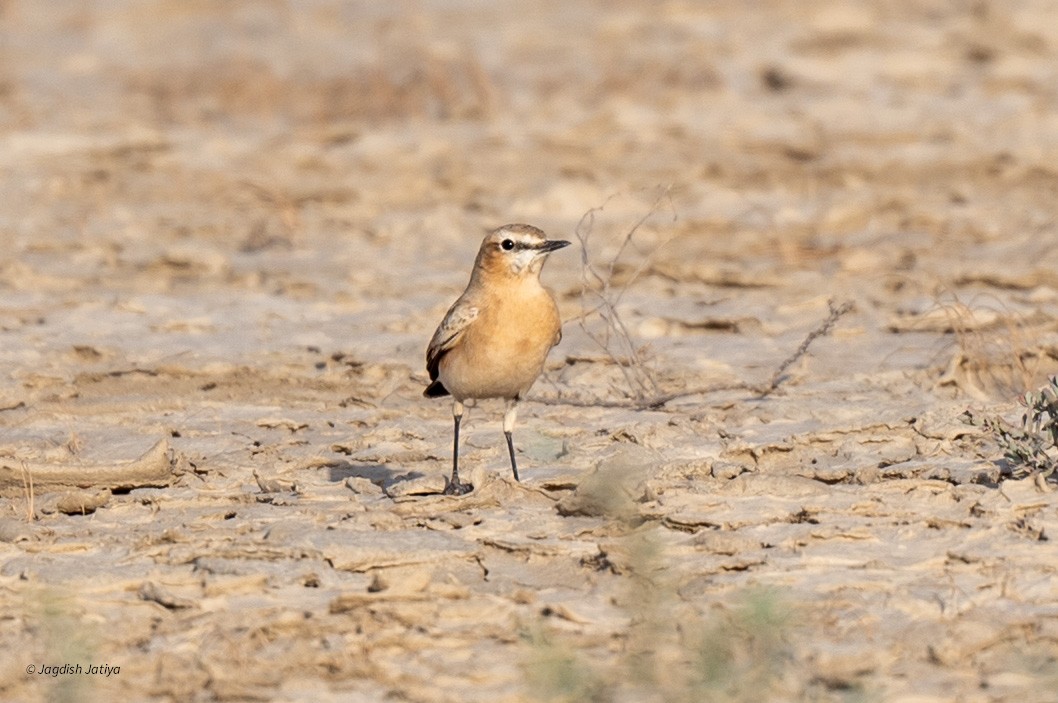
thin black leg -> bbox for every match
[505,430,520,482]
[444,405,472,495]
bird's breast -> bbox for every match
[439,282,561,400]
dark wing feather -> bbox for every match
[423,301,478,394]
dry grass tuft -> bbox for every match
[915,290,1058,401]
[19,459,34,522]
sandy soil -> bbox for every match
[3,1,1058,701]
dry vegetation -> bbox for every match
[3,1,1058,702]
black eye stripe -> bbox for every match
[499,238,537,251]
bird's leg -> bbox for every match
[503,399,520,482]
[444,400,472,495]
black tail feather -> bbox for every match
[423,380,450,398]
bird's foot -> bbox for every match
[443,478,473,496]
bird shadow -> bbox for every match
[324,460,427,488]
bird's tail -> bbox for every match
[423,381,450,398]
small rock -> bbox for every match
[254,468,297,493]
[345,477,384,496]
[44,489,110,515]
[711,460,747,480]
[557,445,658,518]
[139,581,196,610]
[0,518,41,543]
[384,474,447,498]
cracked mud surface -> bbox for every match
[3,2,1058,701]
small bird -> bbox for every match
[425,224,570,495]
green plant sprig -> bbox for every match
[963,376,1058,478]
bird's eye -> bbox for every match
[501,239,515,251]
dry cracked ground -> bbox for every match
[3,1,1058,702]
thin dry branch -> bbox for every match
[532,381,753,410]
[532,299,855,410]
[534,192,853,411]
[573,187,676,403]
[19,460,34,522]
[761,299,855,397]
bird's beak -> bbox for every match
[538,239,571,253]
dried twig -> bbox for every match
[19,460,34,522]
[573,187,676,403]
[533,193,853,411]
[532,300,855,410]
[761,299,855,397]
[532,381,752,410]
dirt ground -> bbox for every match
[3,1,1058,701]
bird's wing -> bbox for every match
[426,300,479,382]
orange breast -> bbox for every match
[438,283,561,401]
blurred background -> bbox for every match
[1,0,1057,392]
[4,0,1057,267]
[3,1,1058,389]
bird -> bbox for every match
[424,224,570,495]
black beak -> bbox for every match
[539,239,571,253]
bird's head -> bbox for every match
[475,224,570,280]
